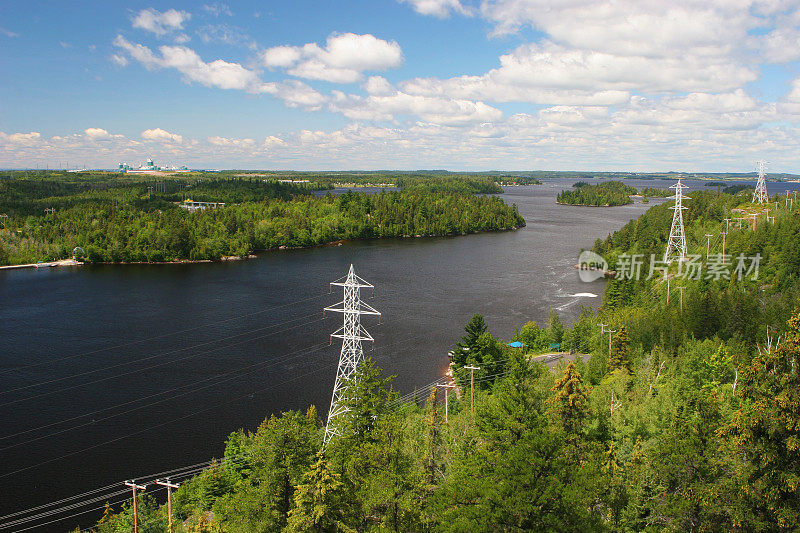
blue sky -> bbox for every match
[3,0,800,171]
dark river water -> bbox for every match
[1,177,798,530]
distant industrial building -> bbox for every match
[119,158,189,173]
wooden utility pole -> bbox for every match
[124,480,147,533]
[722,232,727,256]
[436,383,456,423]
[464,366,481,414]
[156,478,179,532]
[705,234,713,258]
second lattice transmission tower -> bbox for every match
[323,265,380,446]
[753,160,768,204]
[664,178,690,264]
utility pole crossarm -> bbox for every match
[330,271,375,289]
[324,300,381,316]
[329,324,375,342]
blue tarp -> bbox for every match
[506,341,526,348]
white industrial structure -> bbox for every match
[664,178,690,264]
[119,158,189,173]
[323,265,381,447]
[753,160,769,204]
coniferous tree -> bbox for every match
[608,325,631,373]
[285,453,353,533]
[547,362,590,436]
[453,314,487,367]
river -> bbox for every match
[1,177,798,530]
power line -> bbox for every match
[0,292,329,376]
[0,335,330,442]
[1,310,325,396]
[0,328,419,451]
[0,330,421,480]
[0,456,247,530]
[0,344,505,532]
[0,314,326,408]
[0,358,337,480]
[0,341,331,451]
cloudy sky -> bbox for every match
[3,0,800,171]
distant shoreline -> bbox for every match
[0,226,523,270]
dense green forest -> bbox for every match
[557,181,639,206]
[0,172,523,265]
[82,188,800,531]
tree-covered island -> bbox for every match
[0,172,524,266]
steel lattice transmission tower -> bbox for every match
[753,160,768,204]
[664,178,691,264]
[323,265,380,447]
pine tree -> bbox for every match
[547,361,590,435]
[336,358,396,444]
[285,453,352,533]
[453,314,487,366]
[608,325,631,373]
[306,404,319,427]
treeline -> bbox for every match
[638,187,672,198]
[557,181,638,206]
[0,174,311,218]
[0,190,523,264]
[80,187,800,531]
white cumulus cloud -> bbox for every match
[114,35,262,91]
[142,128,183,143]
[262,33,403,83]
[84,128,113,140]
[401,0,471,18]
[131,8,191,36]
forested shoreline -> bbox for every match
[557,180,639,206]
[557,181,678,206]
[0,172,524,266]
[80,187,800,532]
